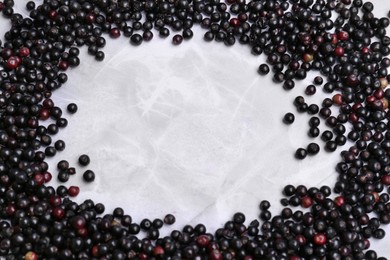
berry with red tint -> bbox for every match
[68,186,80,197]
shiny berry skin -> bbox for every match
[164,214,175,225]
[337,31,349,41]
[19,47,30,57]
[130,34,143,46]
[258,64,270,75]
[49,195,62,207]
[210,250,223,260]
[33,173,44,186]
[334,196,345,207]
[67,103,78,114]
[78,154,90,166]
[196,235,210,247]
[172,34,183,45]
[71,215,86,229]
[313,233,326,245]
[229,18,240,27]
[334,46,344,57]
[68,186,80,197]
[283,112,295,124]
[302,52,313,62]
[307,143,320,155]
[39,108,51,120]
[24,251,38,260]
[85,13,96,24]
[43,98,54,108]
[361,47,370,54]
[43,172,52,183]
[52,207,65,220]
[301,196,313,208]
[295,148,307,159]
[48,10,57,19]
[381,175,390,185]
[83,170,95,183]
[332,94,343,105]
[58,60,69,71]
[110,28,121,38]
[153,246,164,256]
[6,56,20,69]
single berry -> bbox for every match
[283,112,295,124]
[295,148,307,160]
[78,154,90,166]
[83,170,95,183]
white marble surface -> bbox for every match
[1,0,390,257]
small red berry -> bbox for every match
[337,31,349,41]
[85,13,96,24]
[361,47,370,54]
[332,94,343,105]
[42,98,54,108]
[43,172,52,183]
[207,241,219,252]
[52,207,65,220]
[334,46,344,57]
[302,53,313,62]
[229,18,240,27]
[39,108,50,120]
[19,47,30,57]
[196,235,210,247]
[295,234,307,246]
[352,103,362,111]
[71,215,86,229]
[366,95,376,103]
[49,10,57,19]
[58,60,69,71]
[153,246,164,256]
[5,205,16,216]
[6,56,19,69]
[315,36,324,44]
[24,251,38,260]
[334,196,345,207]
[68,186,80,197]
[301,196,313,208]
[374,89,384,99]
[210,250,223,260]
[49,195,62,207]
[33,173,44,186]
[110,28,121,38]
[348,112,358,123]
[91,245,99,257]
[78,227,88,237]
[313,233,326,246]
